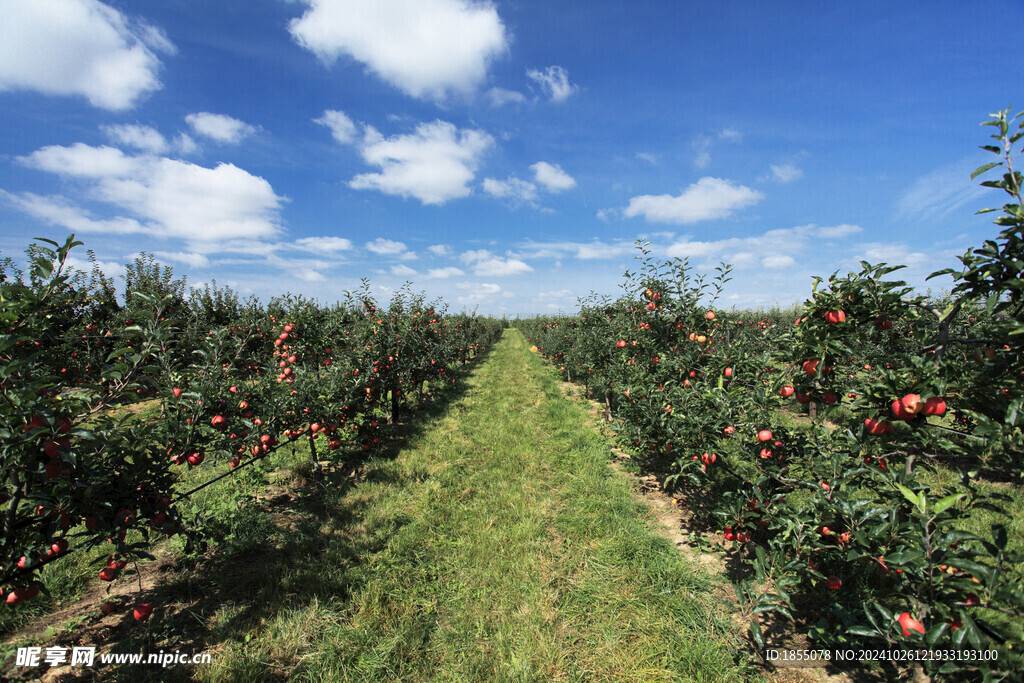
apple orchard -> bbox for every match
[2,110,1023,679]
[521,110,1024,679]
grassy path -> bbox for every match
[203,327,744,681]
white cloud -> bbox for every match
[175,133,198,155]
[426,266,464,278]
[62,253,125,279]
[102,124,167,154]
[621,177,763,224]
[636,152,659,164]
[0,0,171,110]
[482,176,537,202]
[692,129,742,168]
[261,252,335,282]
[530,161,576,192]
[860,244,930,267]
[295,236,353,252]
[526,65,577,102]
[730,252,758,268]
[315,109,358,144]
[289,0,508,100]
[350,120,492,205]
[15,143,284,243]
[815,224,862,239]
[459,249,492,264]
[100,160,281,241]
[454,281,503,305]
[535,289,573,300]
[658,223,867,273]
[769,163,803,183]
[365,238,407,255]
[185,112,256,144]
[472,257,532,276]
[20,143,142,178]
[427,244,451,256]
[391,264,417,276]
[762,254,796,269]
[487,87,525,106]
[692,135,713,169]
[1,190,146,234]
[519,239,632,260]
[663,240,724,259]
[154,251,210,268]
[897,159,986,221]
[296,269,326,282]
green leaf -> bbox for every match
[895,483,921,509]
[925,621,949,646]
[962,613,983,649]
[971,161,1000,178]
[105,347,134,362]
[926,267,957,280]
[847,625,880,637]
[1008,397,1022,426]
[932,493,965,515]
[985,292,1000,314]
[749,620,765,651]
[993,524,1008,550]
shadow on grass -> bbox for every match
[8,348,495,682]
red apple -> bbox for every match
[133,603,153,621]
[824,310,846,324]
[921,396,946,416]
[757,430,773,442]
[897,612,925,636]
[891,399,915,421]
[900,393,922,415]
[864,417,894,435]
[100,601,116,615]
[827,577,842,591]
[779,385,795,398]
[6,585,39,605]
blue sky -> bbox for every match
[1,0,1021,315]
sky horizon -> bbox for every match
[1,0,1022,316]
